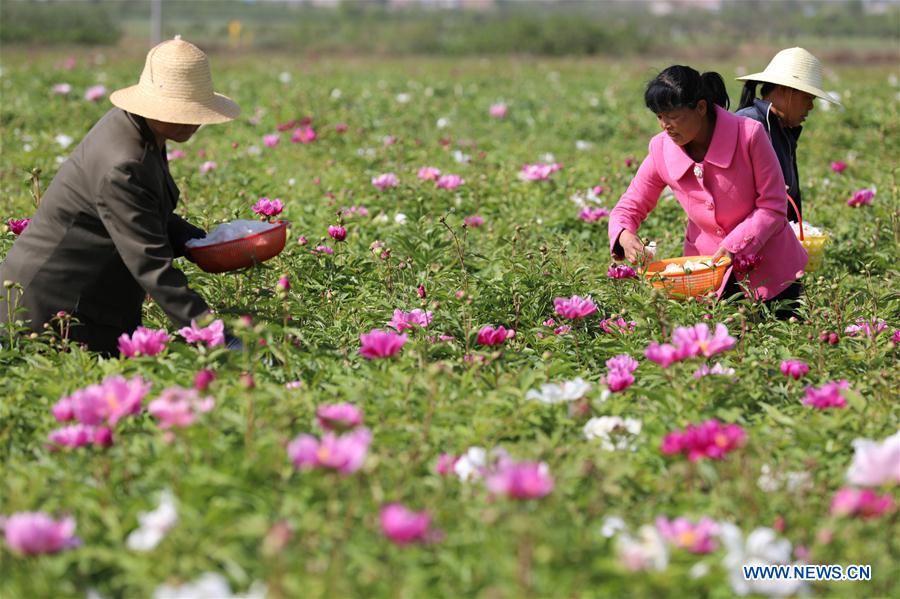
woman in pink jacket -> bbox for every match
[609,65,807,317]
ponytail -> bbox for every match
[738,80,777,110]
[645,65,730,115]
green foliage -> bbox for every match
[0,0,120,45]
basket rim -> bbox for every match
[187,220,289,255]
[642,255,731,279]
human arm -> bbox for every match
[608,143,667,261]
[167,213,206,261]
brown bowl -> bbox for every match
[642,255,731,299]
[188,220,288,273]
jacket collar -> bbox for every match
[663,104,738,180]
[753,99,803,142]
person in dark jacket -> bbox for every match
[735,47,840,222]
[0,37,240,354]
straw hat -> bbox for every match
[737,47,840,105]
[110,36,240,125]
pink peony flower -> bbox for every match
[56,375,151,427]
[733,253,763,275]
[436,453,458,476]
[313,245,333,255]
[177,319,225,347]
[519,162,562,181]
[2,512,80,555]
[554,295,597,320]
[436,174,465,190]
[645,342,679,368]
[252,197,284,217]
[803,380,850,409]
[417,284,426,299]
[661,419,746,461]
[625,157,634,168]
[830,161,847,173]
[606,354,638,392]
[290,126,317,144]
[846,431,900,487]
[387,309,433,331]
[84,85,106,102]
[578,206,610,223]
[485,460,554,499]
[277,276,290,293]
[334,122,349,133]
[380,504,434,545]
[844,318,888,339]
[118,326,170,357]
[148,386,214,430]
[199,161,217,175]
[51,83,72,95]
[372,173,399,190]
[671,323,736,359]
[7,218,30,236]
[655,516,719,553]
[316,403,364,432]
[830,488,895,519]
[359,329,407,359]
[489,103,508,118]
[847,188,875,207]
[166,149,186,161]
[193,368,216,391]
[607,265,637,279]
[327,225,347,242]
[780,360,810,379]
[263,133,280,148]
[463,215,484,228]
[417,167,441,181]
[476,325,514,346]
[600,317,637,334]
[287,427,371,475]
[47,424,112,449]
[692,362,735,379]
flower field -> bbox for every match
[1,51,898,597]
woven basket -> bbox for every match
[642,255,731,299]
[788,196,828,273]
[188,220,288,273]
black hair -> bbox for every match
[644,65,730,116]
[738,80,777,110]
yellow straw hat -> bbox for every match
[737,47,841,105]
[110,36,240,125]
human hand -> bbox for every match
[711,246,733,264]
[618,230,648,264]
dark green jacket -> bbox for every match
[0,108,208,353]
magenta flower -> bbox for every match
[847,188,875,207]
[287,427,371,475]
[486,460,554,500]
[519,162,562,181]
[263,133,280,148]
[380,504,434,545]
[313,245,333,255]
[655,516,719,553]
[290,126,317,144]
[578,206,610,223]
[387,309,433,332]
[780,359,810,379]
[327,225,347,241]
[47,424,112,449]
[372,173,399,190]
[607,265,637,279]
[803,380,850,409]
[645,342,679,368]
[844,318,888,339]
[733,253,763,275]
[277,276,290,293]
[199,161,217,175]
[830,488,895,519]
[317,403,364,432]
[607,354,639,374]
[84,84,106,102]
[7,218,30,236]
[2,512,80,556]
[661,419,746,461]
[252,197,284,217]
[118,326,170,358]
[672,323,736,359]
[193,368,216,391]
[846,431,900,487]
[148,386,214,430]
[830,161,847,173]
[166,149,186,161]
[692,362,735,379]
[334,122,348,133]
[52,83,72,95]
[489,103,508,119]
[54,375,151,427]
[436,174,465,190]
[554,295,597,320]
[600,317,637,334]
[417,284,426,299]
[359,328,408,359]
[417,167,441,181]
[476,325,514,346]
[177,319,225,347]
[436,453,458,476]
[625,157,634,168]
[463,215,484,228]
[606,354,638,392]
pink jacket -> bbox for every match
[608,105,807,300]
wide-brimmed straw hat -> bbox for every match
[110,36,240,125]
[737,47,841,105]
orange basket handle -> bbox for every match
[787,194,804,241]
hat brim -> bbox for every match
[736,72,841,105]
[110,85,241,125]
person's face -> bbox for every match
[655,99,707,146]
[146,118,201,143]
[770,86,815,128]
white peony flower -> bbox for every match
[616,525,668,572]
[583,416,642,451]
[846,430,900,487]
[153,573,266,599]
[575,140,593,151]
[600,515,626,538]
[453,447,487,482]
[278,71,291,84]
[55,134,73,149]
[719,523,807,597]
[394,213,407,225]
[451,150,470,164]
[396,93,411,104]
[526,377,592,405]
[126,489,178,551]
[436,117,449,129]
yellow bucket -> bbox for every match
[788,195,828,273]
